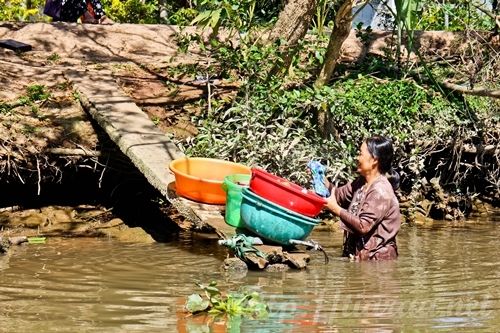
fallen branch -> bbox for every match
[442,80,500,98]
[47,148,101,157]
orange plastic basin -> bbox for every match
[169,157,251,204]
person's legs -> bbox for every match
[59,0,87,22]
[83,0,113,24]
[80,0,97,23]
[88,0,105,18]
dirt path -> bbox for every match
[0,23,201,183]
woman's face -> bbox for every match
[357,142,378,176]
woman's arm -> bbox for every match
[339,188,389,236]
[333,177,365,208]
[325,181,355,215]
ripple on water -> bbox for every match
[0,212,499,332]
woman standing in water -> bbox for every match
[324,135,401,260]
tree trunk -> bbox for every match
[493,0,499,35]
[269,0,317,45]
[314,0,354,138]
[267,0,317,75]
[314,0,354,88]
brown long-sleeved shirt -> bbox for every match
[335,176,401,260]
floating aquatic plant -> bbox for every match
[185,281,268,319]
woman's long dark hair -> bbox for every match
[365,136,400,190]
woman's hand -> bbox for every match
[325,192,342,216]
[323,176,332,193]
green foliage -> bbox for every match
[394,0,420,31]
[172,32,203,54]
[192,0,257,34]
[182,76,351,185]
[415,0,495,31]
[181,72,470,188]
[212,39,284,82]
[22,124,38,135]
[47,53,61,63]
[101,0,159,24]
[355,22,373,45]
[320,76,462,144]
[0,0,46,21]
[312,0,336,35]
[185,281,268,319]
[0,102,11,114]
[72,90,81,101]
[167,7,198,26]
[26,84,50,102]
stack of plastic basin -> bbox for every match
[249,168,326,217]
[240,187,321,245]
[222,174,251,228]
[237,168,325,245]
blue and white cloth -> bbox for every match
[307,160,330,198]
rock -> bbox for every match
[0,237,10,253]
[265,264,289,272]
[222,257,248,272]
[96,219,156,243]
[8,236,27,245]
[255,245,284,264]
[244,253,268,269]
[284,252,310,269]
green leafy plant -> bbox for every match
[101,0,159,23]
[355,22,373,45]
[312,0,336,35]
[414,0,495,31]
[26,84,50,102]
[191,0,257,37]
[22,124,38,135]
[0,102,12,114]
[151,116,161,126]
[167,7,199,26]
[185,281,268,319]
[0,84,50,115]
[47,53,60,63]
[72,91,81,101]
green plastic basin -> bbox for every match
[240,188,321,245]
[222,174,251,228]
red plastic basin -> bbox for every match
[249,168,326,217]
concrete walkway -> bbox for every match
[66,69,236,236]
[66,69,184,198]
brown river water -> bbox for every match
[0,210,499,332]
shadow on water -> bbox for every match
[0,148,181,243]
[0,210,499,332]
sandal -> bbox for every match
[99,16,114,25]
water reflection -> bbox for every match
[0,211,498,332]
